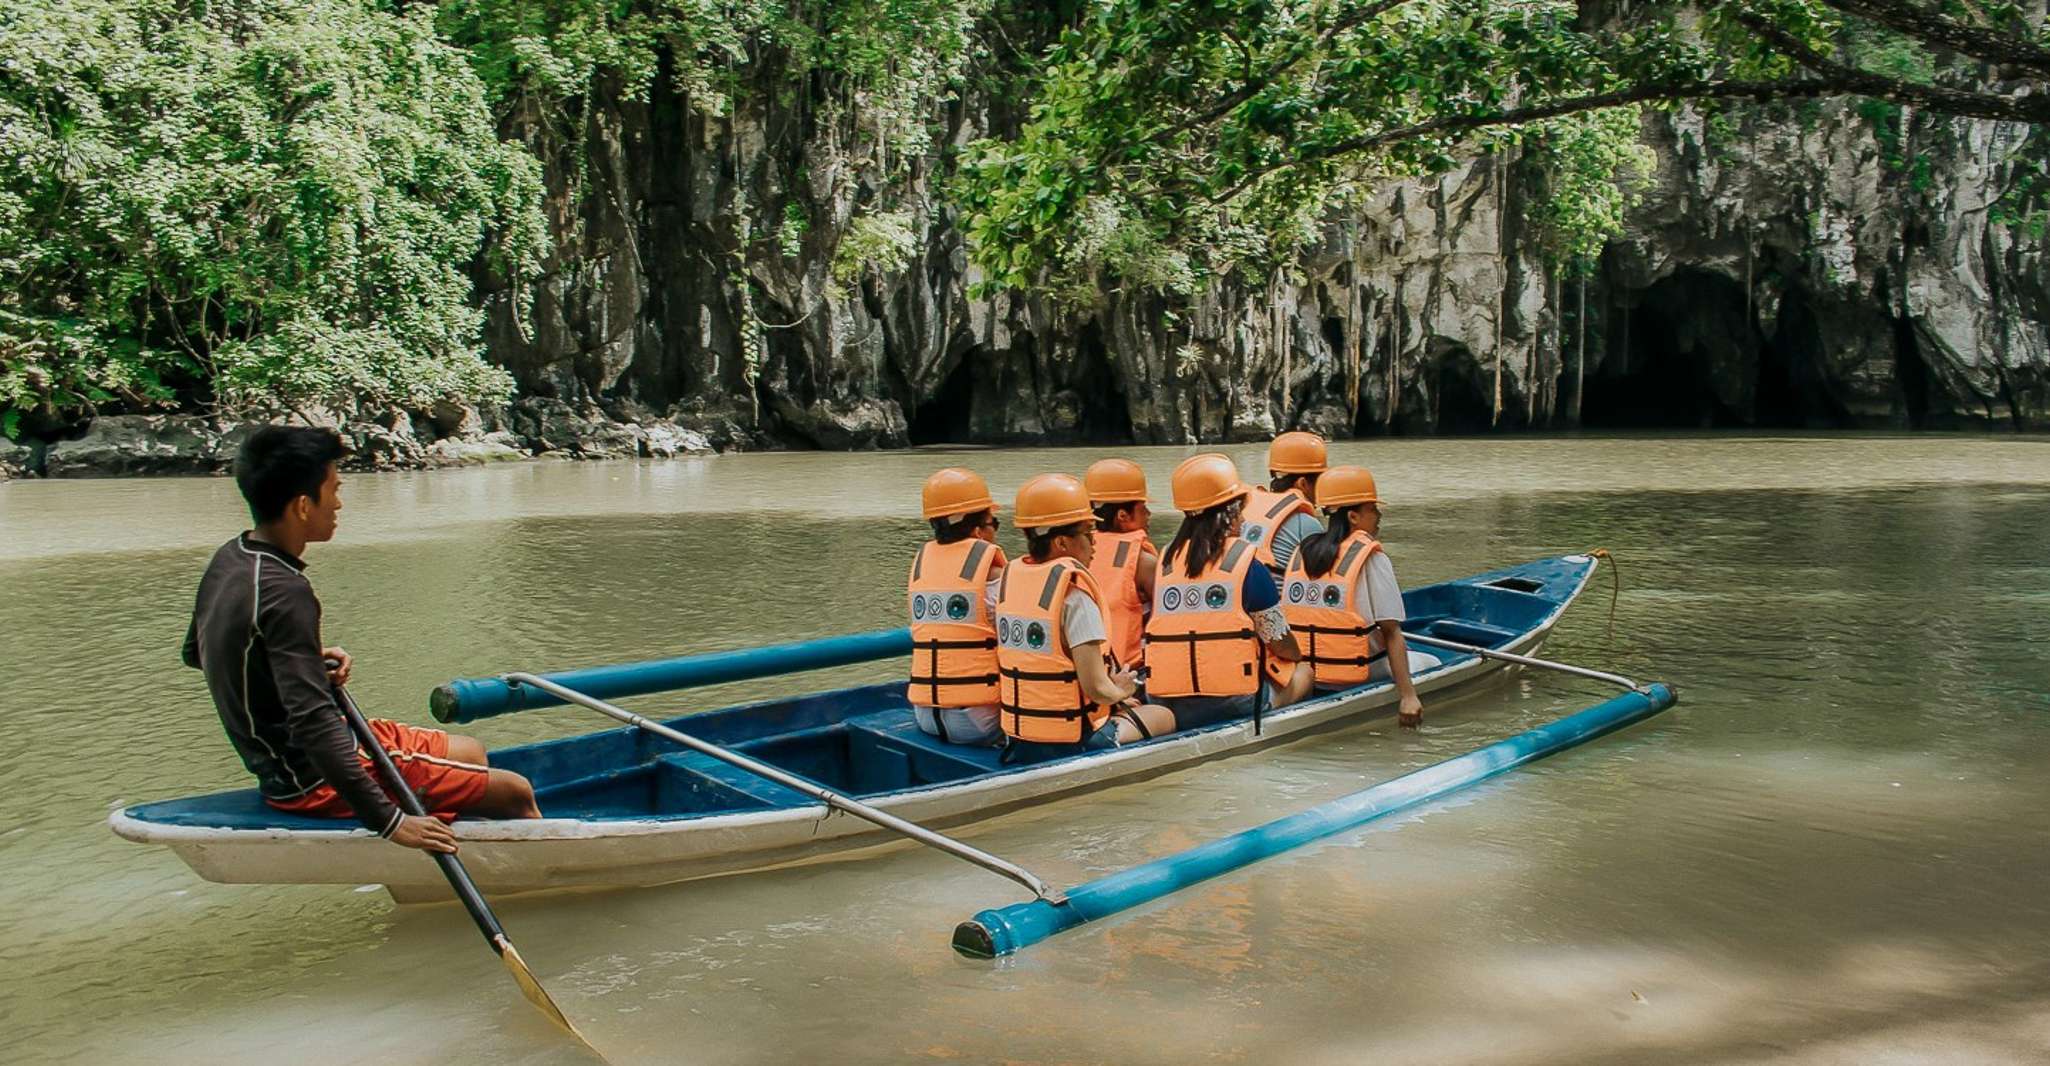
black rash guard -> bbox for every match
[182,534,400,834]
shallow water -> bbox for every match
[3,434,2048,1064]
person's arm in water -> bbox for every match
[1360,553,1424,728]
[261,580,456,852]
[1072,640,1140,706]
[1381,620,1423,728]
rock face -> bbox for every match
[44,415,225,478]
[485,49,2049,441]
[27,403,710,479]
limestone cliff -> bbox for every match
[484,50,2048,447]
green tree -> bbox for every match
[0,0,548,437]
[957,0,2050,296]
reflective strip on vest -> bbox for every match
[1087,529,1153,669]
[994,559,1115,744]
[1144,537,1265,698]
[907,538,1004,707]
[1280,531,1386,687]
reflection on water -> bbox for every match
[2,435,2048,1064]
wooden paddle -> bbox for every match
[329,676,598,1054]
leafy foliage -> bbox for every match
[0,0,546,433]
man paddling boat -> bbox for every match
[182,426,540,851]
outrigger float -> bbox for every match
[112,554,1671,907]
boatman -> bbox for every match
[1144,454,1314,732]
[992,474,1142,762]
[1280,465,1437,728]
[907,467,1008,745]
[182,426,540,854]
[1083,458,1158,672]
[1241,430,1328,577]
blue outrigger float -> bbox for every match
[113,554,1605,901]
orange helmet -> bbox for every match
[1014,473,1095,531]
[1315,465,1380,510]
[921,467,997,520]
[1169,453,1250,513]
[1084,458,1151,504]
[1267,431,1328,475]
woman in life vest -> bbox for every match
[992,473,1143,762]
[1083,458,1158,671]
[906,467,1007,745]
[1143,453,1314,733]
[1241,430,1329,577]
[1281,465,1438,728]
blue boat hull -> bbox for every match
[110,555,1599,899]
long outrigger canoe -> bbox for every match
[112,554,1599,901]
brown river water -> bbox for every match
[2,434,2047,1064]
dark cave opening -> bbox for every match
[1579,268,1854,429]
[1753,288,1850,427]
[1431,347,1497,434]
[907,354,979,445]
[1581,269,1750,428]
[1071,322,1136,444]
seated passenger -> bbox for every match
[1281,465,1438,728]
[1083,458,1158,672]
[993,474,1140,763]
[1141,454,1314,734]
[907,468,1007,746]
[1242,430,1329,578]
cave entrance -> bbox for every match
[1071,322,1135,444]
[1581,269,1751,428]
[908,354,978,445]
[1753,288,1850,427]
[1430,346,1496,434]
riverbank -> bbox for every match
[4,406,2044,482]
[0,398,729,480]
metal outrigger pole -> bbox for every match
[500,673,1066,905]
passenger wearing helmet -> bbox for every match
[1242,431,1328,577]
[907,468,1008,745]
[992,474,1143,762]
[1142,454,1315,733]
[1282,465,1438,728]
[1083,458,1158,670]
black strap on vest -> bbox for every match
[1110,706,1154,742]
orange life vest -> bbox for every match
[1145,537,1281,698]
[1241,488,1317,573]
[1280,531,1387,687]
[1087,529,1155,667]
[994,558,1116,744]
[906,538,1005,707]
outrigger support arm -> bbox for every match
[1399,631,1647,694]
[501,673,1068,905]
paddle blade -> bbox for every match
[496,937,601,1056]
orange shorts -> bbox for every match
[266,718,490,823]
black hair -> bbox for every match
[1269,471,1319,494]
[236,425,346,524]
[1295,505,1364,579]
[1163,498,1243,578]
[1092,501,1137,531]
[931,509,992,544]
[1025,520,1092,560]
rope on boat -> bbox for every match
[1588,547,1620,643]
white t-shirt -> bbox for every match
[1351,551,1407,623]
[992,568,1107,652]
